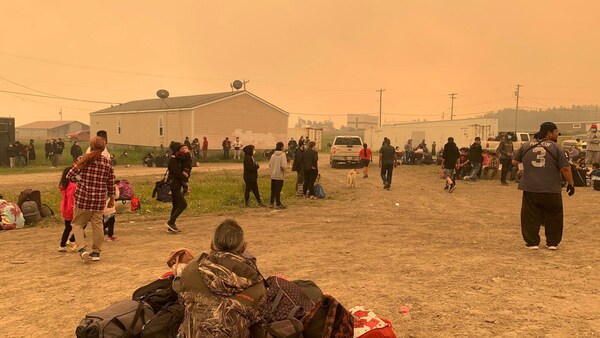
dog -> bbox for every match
[347,169,357,188]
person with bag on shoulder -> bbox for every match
[66,136,115,263]
[301,141,319,199]
[512,122,575,251]
[178,219,266,338]
[166,142,190,233]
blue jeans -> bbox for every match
[468,162,482,180]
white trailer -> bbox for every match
[364,118,499,151]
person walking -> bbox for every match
[442,137,460,192]
[512,122,574,250]
[301,141,319,199]
[7,143,16,168]
[465,137,483,181]
[359,143,372,178]
[202,136,209,161]
[166,142,190,233]
[269,142,287,208]
[66,136,115,263]
[243,145,264,207]
[70,141,83,163]
[379,139,396,190]
[586,124,600,166]
[292,140,305,194]
[58,167,77,252]
[498,133,514,185]
[233,137,243,160]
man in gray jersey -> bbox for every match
[513,122,574,250]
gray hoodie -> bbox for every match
[269,150,287,180]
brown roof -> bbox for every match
[17,121,78,129]
[91,91,242,114]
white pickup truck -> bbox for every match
[483,132,531,152]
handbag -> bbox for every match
[152,170,172,203]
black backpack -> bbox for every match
[132,275,183,338]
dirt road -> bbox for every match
[1,163,599,337]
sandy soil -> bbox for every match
[1,163,599,337]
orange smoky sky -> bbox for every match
[2,0,600,128]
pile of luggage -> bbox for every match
[1,189,53,230]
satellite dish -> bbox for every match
[156,89,170,99]
[232,80,243,90]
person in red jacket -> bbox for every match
[359,143,372,178]
[58,167,77,252]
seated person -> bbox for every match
[483,153,499,179]
[568,146,580,162]
[143,152,155,167]
[590,162,600,190]
[178,219,266,338]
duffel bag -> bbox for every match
[75,300,154,338]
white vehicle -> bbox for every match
[483,132,531,152]
[329,135,363,168]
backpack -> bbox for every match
[118,180,135,200]
[131,275,183,338]
[75,300,154,338]
[152,171,172,203]
[18,189,43,215]
[132,275,178,314]
[302,294,354,338]
[140,303,184,338]
[314,184,326,199]
[261,276,316,324]
[22,200,42,225]
[292,280,323,303]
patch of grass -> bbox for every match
[2,171,297,226]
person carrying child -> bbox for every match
[103,180,120,241]
[58,167,78,252]
[180,147,193,195]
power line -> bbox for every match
[0,89,120,104]
[0,75,64,98]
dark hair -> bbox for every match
[448,137,454,142]
[59,167,71,189]
[97,130,107,142]
[593,162,600,169]
[363,143,368,153]
[275,141,284,151]
[308,141,316,149]
[212,219,245,253]
[475,137,481,141]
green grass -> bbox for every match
[2,170,297,227]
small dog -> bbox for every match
[347,169,357,188]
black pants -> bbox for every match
[168,188,187,226]
[103,214,115,237]
[295,170,304,187]
[521,191,563,247]
[60,220,75,247]
[380,163,394,186]
[244,180,262,203]
[303,169,318,196]
[270,179,284,206]
[223,148,229,159]
[500,158,512,183]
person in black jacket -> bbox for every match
[465,137,483,181]
[166,142,190,233]
[292,141,305,193]
[442,137,460,192]
[243,145,264,207]
[70,141,83,163]
[301,141,319,199]
[44,139,52,162]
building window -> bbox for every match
[117,117,122,135]
[158,116,164,137]
[573,124,581,129]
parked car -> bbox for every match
[65,130,90,142]
[328,135,363,168]
[483,132,531,152]
[562,139,587,151]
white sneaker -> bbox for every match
[547,246,558,250]
[58,246,68,252]
[526,245,539,250]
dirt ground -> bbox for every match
[1,162,599,337]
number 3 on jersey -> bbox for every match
[531,146,546,167]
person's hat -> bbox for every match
[539,122,559,135]
[592,124,598,129]
[170,142,184,152]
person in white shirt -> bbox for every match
[233,137,243,160]
[86,130,111,160]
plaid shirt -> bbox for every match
[66,156,115,211]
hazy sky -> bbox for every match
[2,1,600,128]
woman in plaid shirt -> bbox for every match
[66,136,115,263]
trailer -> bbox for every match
[364,118,498,151]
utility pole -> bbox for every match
[376,88,385,126]
[442,111,445,120]
[59,107,63,121]
[514,84,522,131]
[448,93,457,120]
